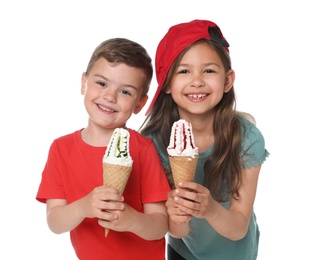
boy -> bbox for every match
[36,38,170,260]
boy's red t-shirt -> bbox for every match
[36,129,170,260]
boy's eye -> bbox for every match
[97,81,106,87]
[121,89,131,96]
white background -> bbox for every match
[1,0,312,259]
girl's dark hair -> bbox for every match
[85,38,153,98]
[140,39,252,201]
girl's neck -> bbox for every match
[193,126,214,153]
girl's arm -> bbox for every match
[170,165,261,240]
[166,190,192,238]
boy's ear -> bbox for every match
[224,69,235,93]
[81,72,86,95]
[133,95,148,114]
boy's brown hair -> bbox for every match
[85,38,153,98]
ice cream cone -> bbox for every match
[103,163,132,193]
[103,162,132,237]
[169,155,198,188]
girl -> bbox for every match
[140,20,269,260]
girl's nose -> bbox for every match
[190,74,205,88]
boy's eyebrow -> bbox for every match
[94,73,108,81]
[121,84,139,92]
[94,73,139,92]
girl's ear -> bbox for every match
[165,86,172,94]
[81,72,87,95]
[133,95,148,114]
[224,69,235,93]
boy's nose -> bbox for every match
[103,89,117,103]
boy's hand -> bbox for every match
[81,185,124,220]
[98,203,137,232]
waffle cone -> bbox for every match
[169,155,198,189]
[103,162,132,237]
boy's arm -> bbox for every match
[99,201,168,240]
[46,186,124,234]
[46,198,85,234]
[133,202,168,240]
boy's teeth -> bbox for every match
[98,104,114,112]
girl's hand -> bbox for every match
[171,182,213,219]
[166,189,192,224]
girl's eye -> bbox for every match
[178,69,188,74]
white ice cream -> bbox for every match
[103,128,133,166]
[167,119,198,158]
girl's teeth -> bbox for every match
[188,94,206,98]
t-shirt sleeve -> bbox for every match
[241,122,270,169]
[36,140,65,203]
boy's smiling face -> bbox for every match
[81,57,148,130]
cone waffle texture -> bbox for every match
[103,162,132,236]
[103,163,132,193]
[169,155,198,189]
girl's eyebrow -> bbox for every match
[178,62,221,67]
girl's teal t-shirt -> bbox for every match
[150,117,269,260]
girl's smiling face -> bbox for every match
[167,42,234,118]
